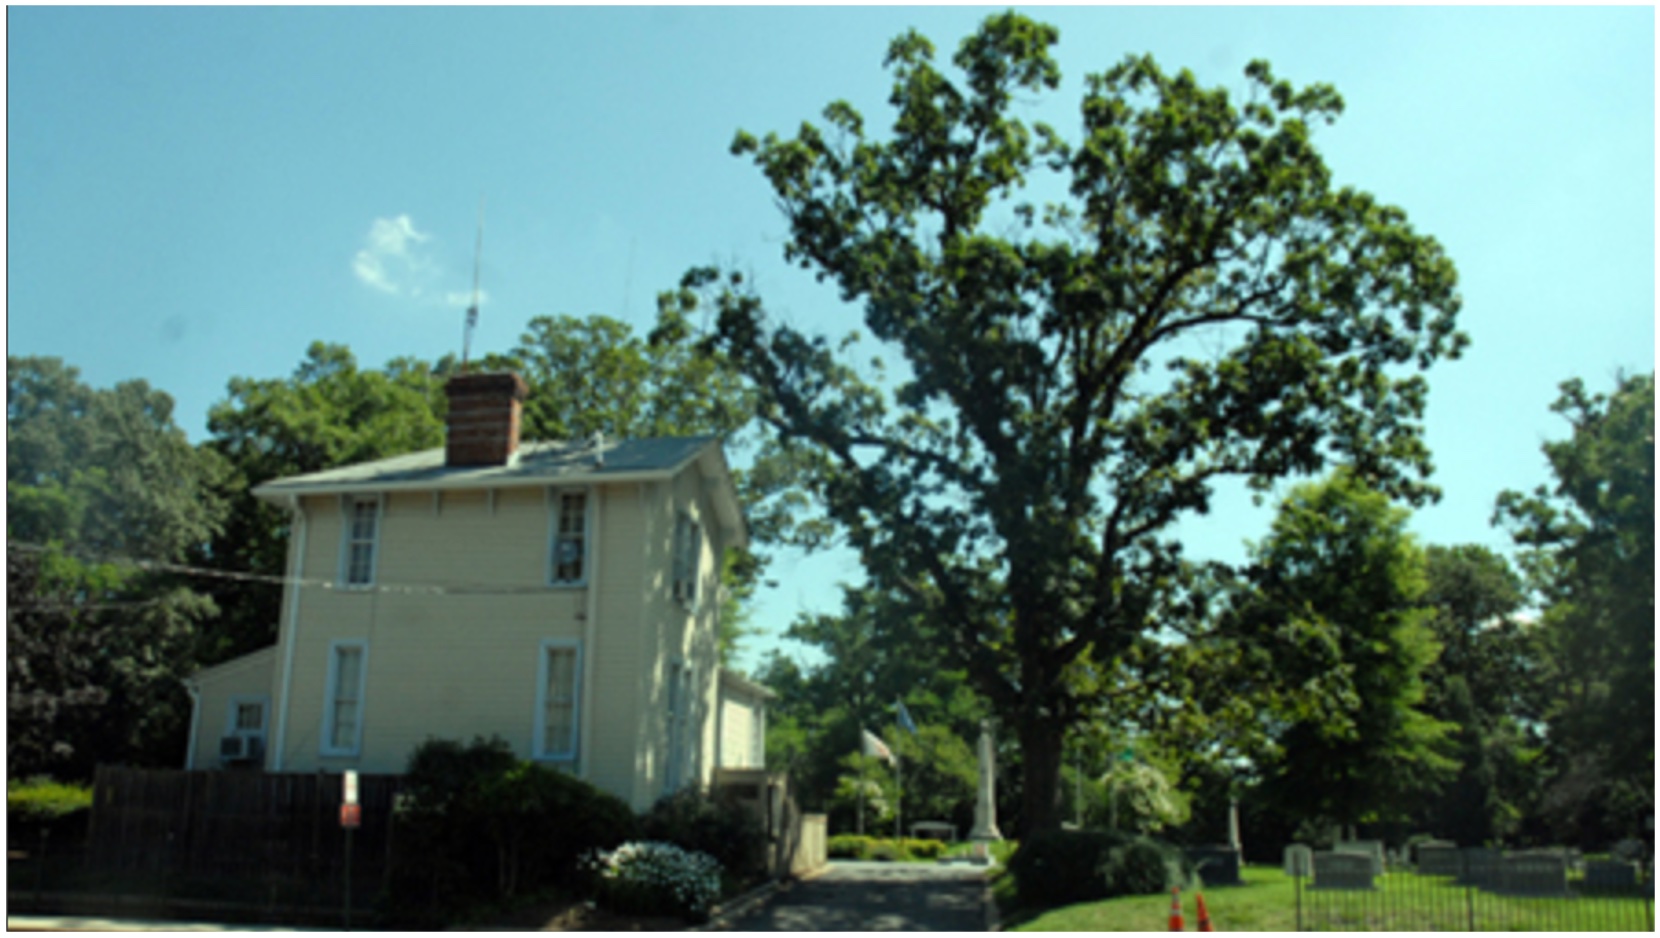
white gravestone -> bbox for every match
[1284,843,1313,877]
[1312,851,1376,891]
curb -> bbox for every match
[690,875,790,931]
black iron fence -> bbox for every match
[1291,844,1654,931]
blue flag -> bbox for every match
[896,699,918,737]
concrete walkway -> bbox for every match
[717,861,992,931]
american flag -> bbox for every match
[861,728,895,766]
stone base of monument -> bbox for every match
[1184,845,1242,886]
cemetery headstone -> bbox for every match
[1284,843,1313,878]
[1185,845,1243,886]
[1500,853,1568,897]
[1458,847,1503,890]
[1312,851,1376,891]
[1417,843,1462,877]
[1583,859,1639,892]
[1335,839,1385,875]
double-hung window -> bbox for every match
[321,641,368,756]
[341,496,381,588]
[549,491,588,586]
[672,512,701,606]
[535,640,582,761]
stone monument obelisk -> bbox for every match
[969,719,1003,841]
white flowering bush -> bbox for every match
[582,840,723,920]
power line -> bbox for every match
[8,541,563,598]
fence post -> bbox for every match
[1295,867,1303,930]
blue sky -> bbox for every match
[9,6,1654,672]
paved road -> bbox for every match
[721,860,990,931]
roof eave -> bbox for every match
[252,464,685,504]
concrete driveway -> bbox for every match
[719,860,991,931]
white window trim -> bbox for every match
[320,640,369,757]
[533,639,583,762]
[224,695,270,737]
[546,488,593,588]
[337,495,383,590]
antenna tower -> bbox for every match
[462,198,485,372]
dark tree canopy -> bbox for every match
[7,356,226,777]
[1497,372,1654,842]
[667,13,1464,830]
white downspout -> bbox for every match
[183,680,202,770]
[580,486,601,780]
[271,495,308,771]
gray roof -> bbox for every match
[253,435,723,500]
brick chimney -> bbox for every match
[444,371,529,467]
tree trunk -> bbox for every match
[1018,715,1066,835]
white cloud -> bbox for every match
[353,215,433,296]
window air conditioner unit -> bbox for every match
[220,734,266,763]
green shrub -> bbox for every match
[584,840,723,922]
[1008,828,1191,909]
[903,838,947,859]
[827,834,871,859]
[7,777,93,847]
[384,736,638,927]
[1102,838,1187,896]
[640,788,767,884]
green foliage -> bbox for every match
[1413,544,1543,846]
[6,777,93,849]
[826,834,873,858]
[1101,838,1186,896]
[6,777,94,820]
[1095,760,1191,835]
[1241,471,1459,829]
[385,736,638,927]
[1008,828,1190,909]
[639,788,767,884]
[7,356,227,778]
[755,585,990,832]
[583,840,723,922]
[1497,373,1654,845]
[669,11,1465,832]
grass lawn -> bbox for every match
[1002,865,1655,932]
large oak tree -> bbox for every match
[666,13,1465,831]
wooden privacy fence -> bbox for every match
[86,765,401,915]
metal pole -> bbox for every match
[344,826,353,930]
[1295,865,1302,931]
[894,755,902,842]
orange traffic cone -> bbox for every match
[1168,887,1185,931]
[1195,892,1215,932]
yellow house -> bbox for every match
[183,371,771,810]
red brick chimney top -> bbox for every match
[444,371,529,467]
